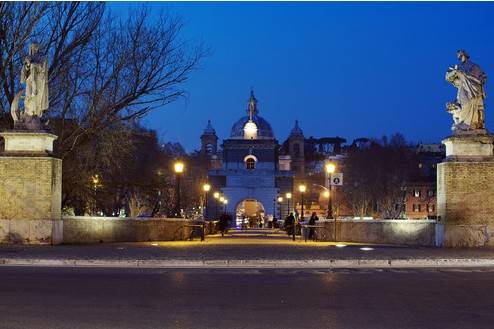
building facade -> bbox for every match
[204,91,293,225]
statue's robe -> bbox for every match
[446,61,486,130]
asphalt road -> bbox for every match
[1,267,494,329]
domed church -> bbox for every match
[202,91,295,226]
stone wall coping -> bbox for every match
[318,218,437,224]
[62,216,193,222]
[0,131,58,138]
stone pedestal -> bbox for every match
[437,133,494,247]
[0,131,62,244]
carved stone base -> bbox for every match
[0,131,57,155]
[443,133,494,162]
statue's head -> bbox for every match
[29,42,40,56]
[457,49,470,63]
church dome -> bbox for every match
[230,90,274,139]
[230,114,274,139]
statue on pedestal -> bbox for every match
[9,42,49,131]
[445,50,487,133]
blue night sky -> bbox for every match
[112,2,494,151]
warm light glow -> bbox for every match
[91,174,100,185]
[174,161,184,173]
[223,199,228,205]
[277,197,283,203]
[323,190,330,198]
[335,244,347,248]
[325,162,336,174]
[360,247,374,251]
[213,192,220,199]
[286,192,292,199]
[299,185,306,193]
[203,183,211,192]
[243,120,258,139]
[219,196,225,202]
[151,243,159,246]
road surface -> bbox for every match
[1,267,494,329]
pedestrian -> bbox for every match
[284,212,295,236]
[308,212,319,240]
[219,213,231,237]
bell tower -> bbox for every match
[288,120,305,176]
[200,120,218,155]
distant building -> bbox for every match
[204,91,293,225]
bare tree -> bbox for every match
[0,3,206,213]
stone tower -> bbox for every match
[288,120,305,176]
[200,120,218,155]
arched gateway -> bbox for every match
[236,199,265,227]
[204,90,294,223]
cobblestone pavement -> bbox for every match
[1,228,494,262]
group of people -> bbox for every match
[284,211,319,240]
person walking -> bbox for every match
[284,212,295,236]
[308,212,319,241]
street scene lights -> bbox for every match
[325,162,337,219]
[213,192,220,218]
[277,196,283,220]
[299,184,306,220]
[202,183,211,220]
[173,161,185,217]
[285,192,292,215]
[223,199,228,214]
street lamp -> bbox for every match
[223,199,228,214]
[202,183,211,220]
[277,196,283,220]
[299,184,306,220]
[325,162,337,219]
[173,161,184,217]
[285,192,295,241]
[213,192,220,219]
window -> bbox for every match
[427,190,434,197]
[413,204,421,212]
[414,189,421,197]
[428,204,435,213]
[245,158,256,170]
[206,143,213,154]
[418,163,423,169]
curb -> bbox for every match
[3,258,494,269]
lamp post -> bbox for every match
[299,184,306,221]
[173,161,184,217]
[223,199,228,215]
[202,183,211,220]
[213,192,220,219]
[286,192,294,241]
[325,162,336,219]
[277,196,283,221]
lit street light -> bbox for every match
[285,192,294,241]
[299,184,306,220]
[325,162,337,219]
[213,192,220,219]
[277,196,283,220]
[202,183,211,220]
[173,161,184,217]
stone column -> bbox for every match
[0,131,62,244]
[437,132,494,247]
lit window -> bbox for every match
[418,163,423,168]
[245,158,256,170]
[428,204,435,213]
[413,204,421,212]
[414,189,421,197]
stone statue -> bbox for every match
[10,42,49,130]
[445,50,487,133]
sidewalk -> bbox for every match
[2,230,494,268]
